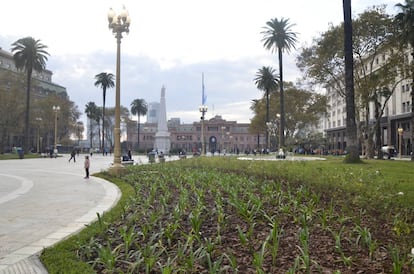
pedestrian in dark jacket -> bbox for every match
[69,149,76,162]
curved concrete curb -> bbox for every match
[0,176,121,274]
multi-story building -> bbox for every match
[324,49,412,156]
[126,115,265,154]
[0,47,67,99]
[146,102,160,124]
[0,46,67,151]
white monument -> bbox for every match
[154,85,171,154]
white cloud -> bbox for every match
[0,0,400,127]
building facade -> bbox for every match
[146,102,160,124]
[0,47,67,99]
[324,49,412,156]
[0,47,67,152]
[127,115,265,154]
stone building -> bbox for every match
[324,48,413,156]
[0,47,67,151]
[127,115,265,154]
[0,47,67,99]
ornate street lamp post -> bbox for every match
[226,131,230,153]
[266,121,275,151]
[107,6,130,171]
[199,105,208,155]
[35,117,42,153]
[221,126,226,153]
[52,105,60,154]
[398,127,403,159]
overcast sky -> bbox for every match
[0,0,400,125]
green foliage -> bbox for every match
[41,157,414,273]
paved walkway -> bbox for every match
[0,153,122,273]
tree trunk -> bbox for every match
[343,0,361,163]
[137,115,141,152]
[278,48,285,148]
[98,121,101,151]
[89,119,93,150]
[24,70,32,153]
[363,104,374,159]
[266,90,269,149]
[102,88,106,156]
[374,100,384,159]
[411,51,414,160]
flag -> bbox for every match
[202,73,207,105]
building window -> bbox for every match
[149,109,156,118]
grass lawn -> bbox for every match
[0,153,42,160]
[41,156,414,273]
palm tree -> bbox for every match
[342,0,360,163]
[94,72,115,155]
[130,99,148,152]
[254,66,279,149]
[262,18,298,148]
[12,37,49,153]
[85,102,99,150]
[395,0,414,161]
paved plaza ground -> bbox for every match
[0,153,121,273]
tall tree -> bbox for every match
[353,6,400,159]
[94,72,115,155]
[130,98,148,152]
[262,17,298,148]
[85,102,99,150]
[298,6,403,159]
[76,121,84,145]
[395,0,414,161]
[343,0,360,163]
[254,66,279,149]
[250,82,326,145]
[0,71,25,153]
[11,37,49,153]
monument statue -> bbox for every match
[154,85,171,154]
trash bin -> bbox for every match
[148,151,156,164]
[159,154,165,163]
[17,148,24,159]
[276,148,285,159]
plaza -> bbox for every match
[0,154,119,273]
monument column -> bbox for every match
[154,85,171,154]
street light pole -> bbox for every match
[398,127,403,159]
[221,126,226,153]
[199,105,208,155]
[108,6,130,171]
[52,106,60,154]
[35,117,42,153]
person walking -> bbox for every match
[84,155,90,179]
[69,149,76,162]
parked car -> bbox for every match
[381,145,397,159]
